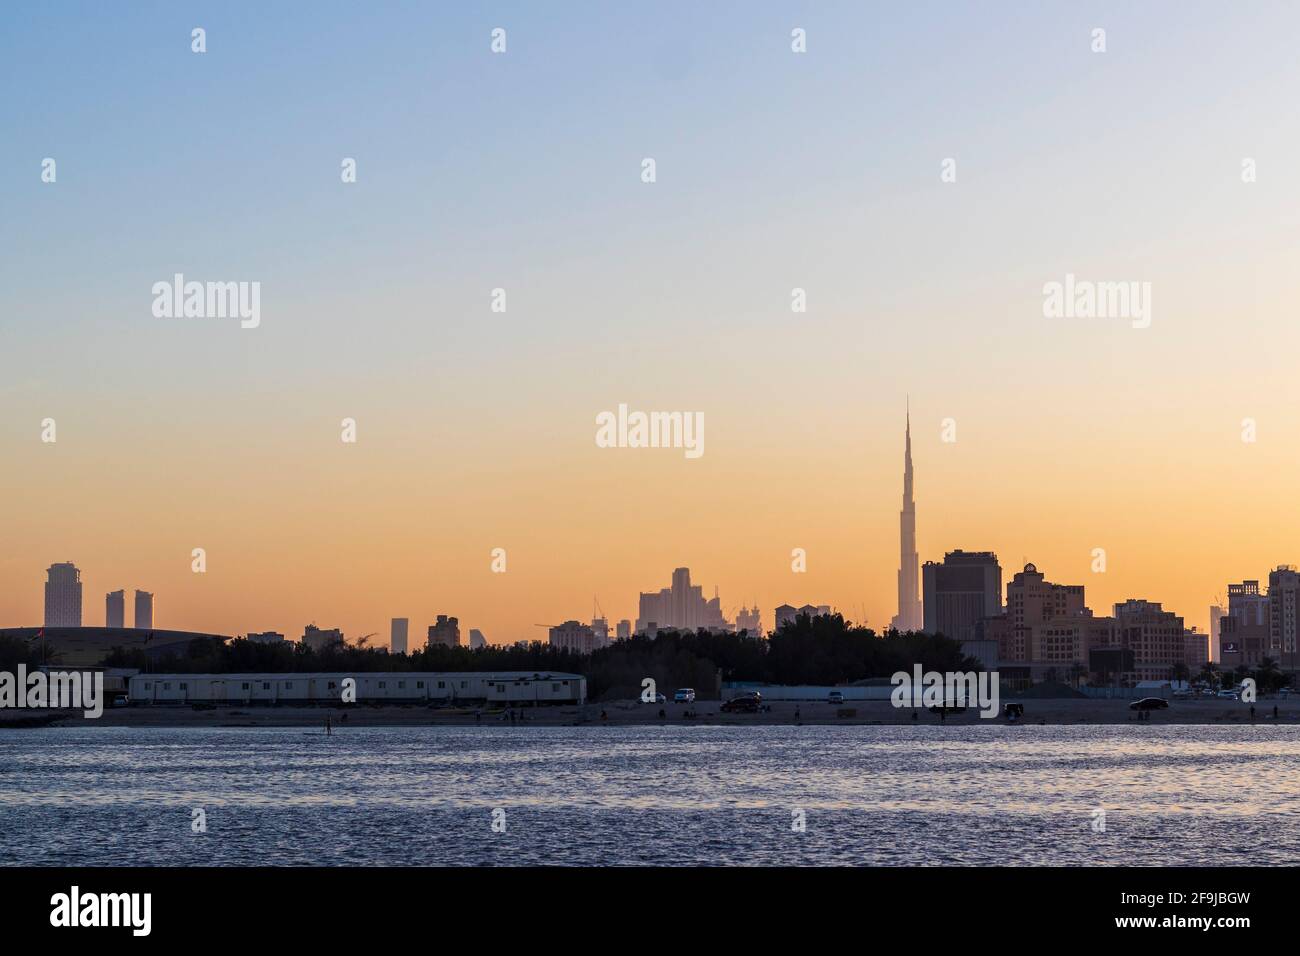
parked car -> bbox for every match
[828,691,845,705]
[642,693,666,704]
[1129,697,1169,711]
[720,696,761,714]
[673,688,696,703]
[1200,688,1217,697]
[1173,689,1193,699]
[1217,689,1239,700]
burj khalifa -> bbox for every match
[890,404,923,632]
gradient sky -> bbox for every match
[3,1,1299,643]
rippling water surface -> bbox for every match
[2,725,1297,865]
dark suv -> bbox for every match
[720,696,761,714]
[1129,697,1169,711]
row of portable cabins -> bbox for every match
[128,672,587,706]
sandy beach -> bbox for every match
[5,696,1299,728]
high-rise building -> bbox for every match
[1034,614,1114,670]
[1005,563,1086,662]
[427,615,461,648]
[616,619,632,640]
[1185,629,1209,671]
[390,618,409,655]
[1218,580,1269,669]
[134,590,154,630]
[105,589,125,629]
[44,562,83,627]
[549,620,600,654]
[1208,603,1224,663]
[592,617,609,643]
[1268,566,1300,667]
[734,605,761,636]
[302,624,344,651]
[890,405,923,633]
[469,629,487,649]
[1112,599,1187,682]
[635,568,728,633]
[922,551,1001,642]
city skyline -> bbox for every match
[12,543,1298,657]
[5,4,1300,649]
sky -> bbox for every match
[3,1,1300,644]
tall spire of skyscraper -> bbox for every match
[891,400,922,632]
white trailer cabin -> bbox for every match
[128,672,586,706]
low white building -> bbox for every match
[128,671,586,706]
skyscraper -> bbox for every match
[635,567,728,633]
[105,589,125,629]
[922,550,1002,642]
[44,562,83,627]
[1268,566,1300,667]
[427,615,461,648]
[134,590,154,629]
[390,617,409,655]
[890,405,922,632]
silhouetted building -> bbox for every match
[469,628,487,649]
[635,568,727,633]
[0,625,232,668]
[44,562,82,627]
[1268,566,1300,668]
[105,589,125,629]
[247,631,284,644]
[775,603,831,629]
[734,605,762,636]
[1185,628,1209,671]
[1208,603,1224,663]
[616,619,632,640]
[549,620,601,654]
[1219,580,1268,669]
[1111,599,1187,682]
[592,617,609,643]
[427,615,461,648]
[891,405,923,632]
[390,618,409,655]
[922,551,1001,642]
[134,590,154,630]
[302,624,344,651]
[1004,563,1086,662]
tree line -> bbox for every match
[96,613,979,701]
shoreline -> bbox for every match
[3,697,1296,729]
